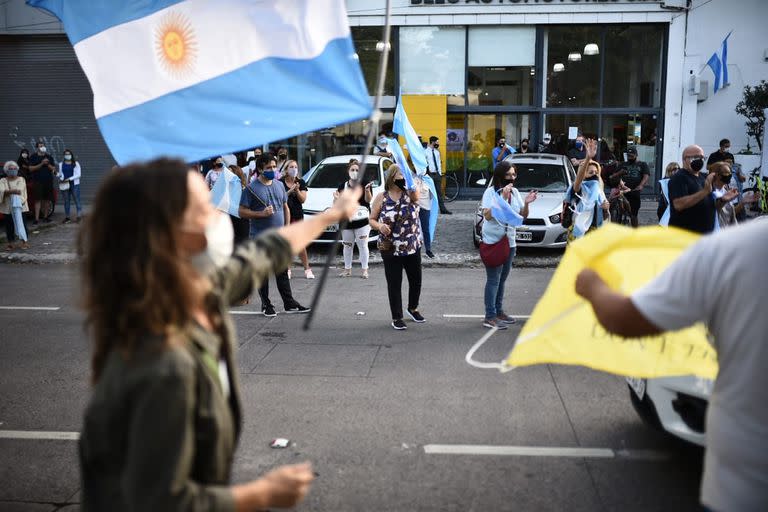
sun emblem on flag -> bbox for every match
[155,11,197,78]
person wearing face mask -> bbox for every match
[517,138,531,154]
[205,156,227,191]
[668,145,717,234]
[335,159,373,278]
[373,131,393,158]
[706,138,735,172]
[567,135,588,167]
[27,141,56,225]
[492,137,514,165]
[275,146,289,179]
[56,148,83,223]
[480,161,537,330]
[710,162,740,230]
[77,158,360,511]
[566,138,610,242]
[239,156,310,316]
[16,149,31,181]
[425,136,451,215]
[369,165,425,330]
[281,160,313,279]
[1,161,30,250]
[609,146,649,227]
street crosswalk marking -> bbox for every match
[443,314,530,319]
[0,430,79,441]
[0,306,61,311]
[423,444,669,461]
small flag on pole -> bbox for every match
[705,31,732,94]
[27,0,372,165]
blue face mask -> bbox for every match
[262,170,276,180]
[6,168,19,177]
[575,141,584,150]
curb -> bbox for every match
[0,251,561,269]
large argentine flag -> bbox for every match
[27,0,372,165]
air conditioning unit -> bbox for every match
[698,81,709,103]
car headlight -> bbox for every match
[549,213,561,224]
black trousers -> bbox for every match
[382,251,422,320]
[258,269,298,309]
[4,213,18,242]
[625,189,642,217]
[429,173,449,213]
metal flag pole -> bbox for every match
[303,0,393,331]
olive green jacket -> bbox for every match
[80,232,291,511]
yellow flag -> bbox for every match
[506,224,718,379]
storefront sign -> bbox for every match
[410,0,656,5]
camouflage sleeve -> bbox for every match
[213,230,292,307]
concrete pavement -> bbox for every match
[0,265,705,511]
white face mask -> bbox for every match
[287,168,299,177]
[39,146,47,153]
[189,212,234,275]
[349,170,359,181]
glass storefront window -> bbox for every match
[600,113,658,190]
[466,114,530,188]
[399,26,465,104]
[467,27,535,106]
[352,27,395,97]
[603,26,664,108]
[545,27,602,107]
[544,114,599,157]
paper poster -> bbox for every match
[568,126,578,139]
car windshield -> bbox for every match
[513,164,569,192]
[305,162,380,188]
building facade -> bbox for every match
[1,0,766,199]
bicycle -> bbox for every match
[443,171,460,202]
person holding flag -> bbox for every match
[480,161,537,330]
[566,138,610,242]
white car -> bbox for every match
[302,155,393,244]
[627,376,712,446]
[473,153,576,249]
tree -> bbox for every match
[735,80,768,152]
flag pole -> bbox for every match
[303,0,393,330]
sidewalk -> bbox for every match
[0,199,662,267]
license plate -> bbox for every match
[325,224,338,232]
[516,231,533,242]
[627,377,646,400]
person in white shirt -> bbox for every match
[575,219,768,512]
[425,136,451,215]
[205,156,226,190]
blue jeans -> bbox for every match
[483,246,516,319]
[418,207,432,252]
[63,183,82,218]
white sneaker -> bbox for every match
[305,269,315,279]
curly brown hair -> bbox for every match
[78,158,197,383]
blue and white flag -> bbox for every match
[571,180,603,239]
[393,100,428,175]
[489,188,523,228]
[658,178,670,227]
[706,31,731,94]
[421,173,440,241]
[27,0,371,165]
[210,168,242,218]
[385,137,416,191]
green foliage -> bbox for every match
[735,80,768,152]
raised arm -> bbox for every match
[671,173,714,211]
[573,139,597,194]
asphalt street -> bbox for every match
[0,264,705,511]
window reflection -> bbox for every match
[603,26,664,108]
[352,27,395,97]
[545,27,601,107]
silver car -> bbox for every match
[473,153,576,249]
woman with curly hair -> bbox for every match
[78,158,359,511]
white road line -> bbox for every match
[0,430,79,441]
[443,314,530,319]
[423,444,669,461]
[229,310,264,316]
[0,306,61,311]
